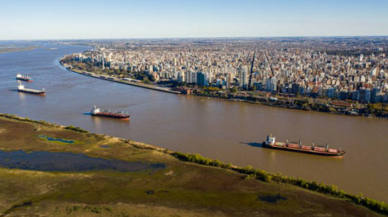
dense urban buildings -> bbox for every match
[65,37,388,104]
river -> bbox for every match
[0,43,387,202]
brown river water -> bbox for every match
[0,43,387,202]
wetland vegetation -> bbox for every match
[0,113,386,216]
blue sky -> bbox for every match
[0,0,387,40]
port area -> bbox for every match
[62,65,181,95]
[0,114,378,217]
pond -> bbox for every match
[257,193,287,204]
[0,150,165,172]
[38,135,75,144]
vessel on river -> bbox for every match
[17,84,45,95]
[91,106,130,120]
[16,73,32,82]
[263,135,345,156]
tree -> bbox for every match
[204,87,220,92]
[230,87,238,93]
[368,103,376,115]
[328,107,336,113]
[148,74,156,82]
[142,76,151,84]
[302,103,310,110]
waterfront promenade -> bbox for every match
[63,65,181,94]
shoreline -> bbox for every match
[0,112,387,215]
[195,94,388,121]
[59,59,388,121]
[59,59,181,95]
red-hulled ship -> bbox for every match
[91,106,130,120]
[263,135,345,157]
[17,84,45,95]
[16,73,32,82]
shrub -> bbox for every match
[65,125,88,133]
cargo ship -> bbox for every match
[17,84,45,95]
[16,73,32,82]
[263,135,345,157]
[91,106,130,120]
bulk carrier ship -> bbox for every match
[91,106,130,120]
[263,135,345,157]
[17,84,45,95]
[16,73,32,82]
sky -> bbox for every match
[0,0,388,40]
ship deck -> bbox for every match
[92,112,130,119]
[17,89,45,95]
[266,142,344,156]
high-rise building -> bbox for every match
[177,72,185,83]
[326,88,335,98]
[265,78,272,92]
[299,86,306,95]
[359,88,371,103]
[292,83,300,94]
[371,87,381,103]
[271,77,278,92]
[351,91,360,101]
[226,73,235,89]
[185,71,197,84]
[197,72,209,87]
[239,65,249,89]
[339,91,349,100]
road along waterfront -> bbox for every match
[0,43,388,202]
[60,59,181,94]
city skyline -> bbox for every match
[63,37,388,105]
[1,0,388,40]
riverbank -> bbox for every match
[60,60,181,95]
[194,92,388,121]
[59,59,388,121]
[0,113,387,216]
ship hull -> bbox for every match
[17,89,45,95]
[16,78,32,82]
[262,142,344,157]
[91,113,130,120]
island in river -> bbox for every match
[0,113,387,217]
[0,45,39,54]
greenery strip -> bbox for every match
[172,152,388,215]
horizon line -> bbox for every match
[2,35,388,42]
